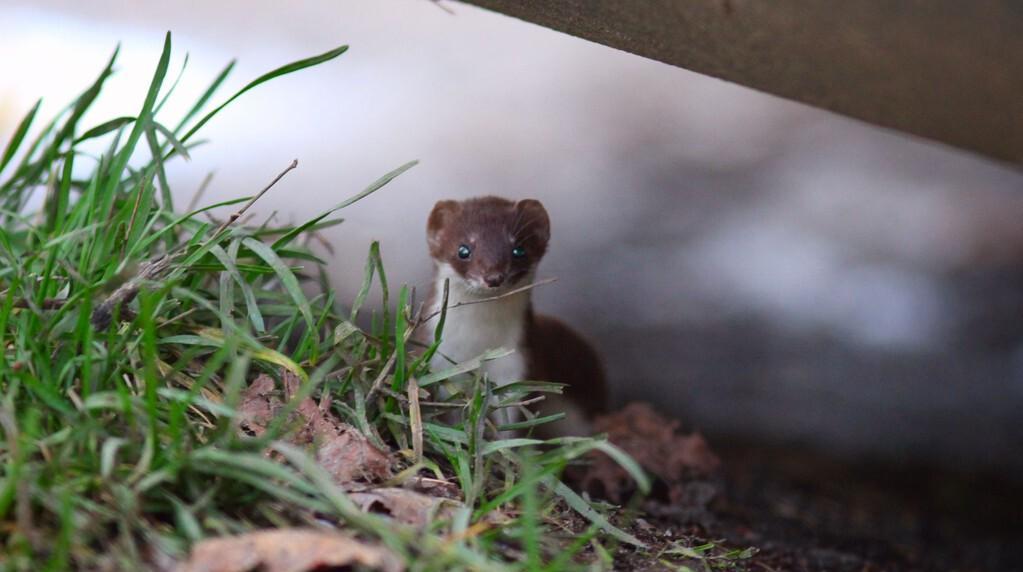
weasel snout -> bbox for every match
[483,272,506,288]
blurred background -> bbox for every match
[3,0,1022,481]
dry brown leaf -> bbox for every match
[176,528,402,572]
[237,372,392,486]
[350,487,459,527]
[237,374,278,437]
[576,402,721,504]
[316,427,392,485]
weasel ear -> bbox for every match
[516,199,550,249]
[427,200,460,257]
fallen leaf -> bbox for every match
[237,374,278,437]
[316,427,392,485]
[237,372,392,486]
[576,402,721,504]
[350,487,458,527]
[176,528,402,572]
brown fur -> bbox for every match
[526,315,609,436]
[427,197,550,290]
[423,196,608,435]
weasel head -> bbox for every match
[427,196,550,295]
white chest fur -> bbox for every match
[424,264,530,388]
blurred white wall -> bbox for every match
[3,0,1023,474]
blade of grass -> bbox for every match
[480,438,545,456]
[152,120,190,161]
[417,348,513,387]
[101,32,170,205]
[350,241,379,321]
[209,242,265,332]
[548,478,646,548]
[272,160,417,250]
[173,60,235,135]
[0,98,41,174]
[72,116,135,145]
[176,45,349,149]
[240,237,315,348]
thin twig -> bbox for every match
[256,210,279,234]
[90,159,298,330]
[90,256,173,330]
[207,159,297,243]
[365,349,398,402]
[156,307,198,329]
[419,399,466,409]
[378,386,406,402]
[414,277,557,330]
[11,298,67,310]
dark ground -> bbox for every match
[608,442,1023,571]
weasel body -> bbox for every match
[420,196,607,436]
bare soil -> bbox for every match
[603,442,1023,571]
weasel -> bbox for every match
[419,196,608,437]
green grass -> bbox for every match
[0,33,649,570]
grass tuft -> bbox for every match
[0,32,646,571]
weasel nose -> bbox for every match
[484,273,505,288]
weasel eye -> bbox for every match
[457,244,472,259]
[511,246,526,259]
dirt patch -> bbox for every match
[213,386,1023,571]
[567,403,1022,571]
